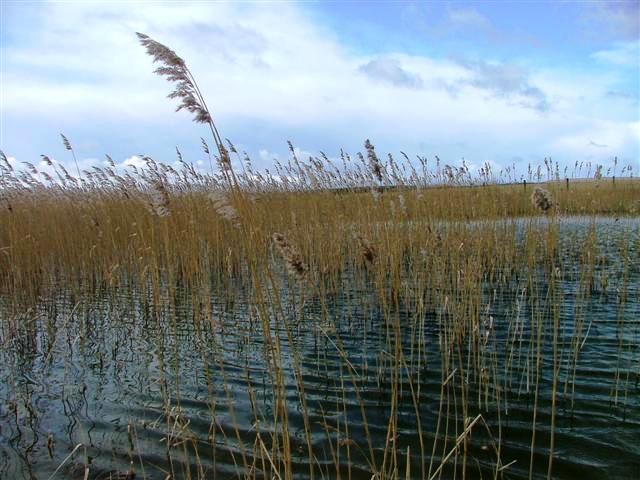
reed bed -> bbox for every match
[0,34,638,480]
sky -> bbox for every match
[1,0,639,177]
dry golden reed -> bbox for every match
[272,232,308,278]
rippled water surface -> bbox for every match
[1,217,639,479]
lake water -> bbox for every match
[1,217,638,479]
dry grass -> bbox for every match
[0,33,638,480]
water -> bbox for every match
[1,217,638,479]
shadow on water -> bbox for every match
[1,217,639,479]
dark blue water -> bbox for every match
[0,217,638,479]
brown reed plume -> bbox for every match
[531,186,554,213]
[147,180,170,217]
[364,139,383,183]
[272,232,308,278]
[136,32,232,175]
[209,191,240,228]
[0,150,9,170]
[60,133,82,179]
[355,234,377,264]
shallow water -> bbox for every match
[1,217,638,479]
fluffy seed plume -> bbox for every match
[594,165,603,181]
[398,194,407,215]
[137,32,234,184]
[226,139,238,154]
[365,139,383,183]
[136,32,185,67]
[137,33,217,127]
[60,133,82,179]
[148,180,170,217]
[209,191,240,227]
[531,186,553,213]
[0,151,13,174]
[355,234,377,264]
[60,134,72,151]
[218,146,232,172]
[272,232,308,278]
[200,138,210,155]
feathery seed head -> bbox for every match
[272,232,308,278]
[200,138,210,155]
[225,139,238,154]
[218,146,232,171]
[208,191,240,227]
[531,186,553,213]
[147,180,170,217]
[594,165,603,181]
[137,32,212,126]
[355,234,377,264]
[136,32,185,68]
[365,139,383,183]
[60,134,72,151]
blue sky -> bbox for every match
[1,0,638,177]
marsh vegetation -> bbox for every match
[0,34,638,480]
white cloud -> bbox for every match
[453,59,550,111]
[1,1,638,173]
[259,149,279,162]
[582,0,640,41]
[591,41,640,67]
[551,121,640,160]
[447,7,493,31]
[358,57,424,89]
[122,155,146,170]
